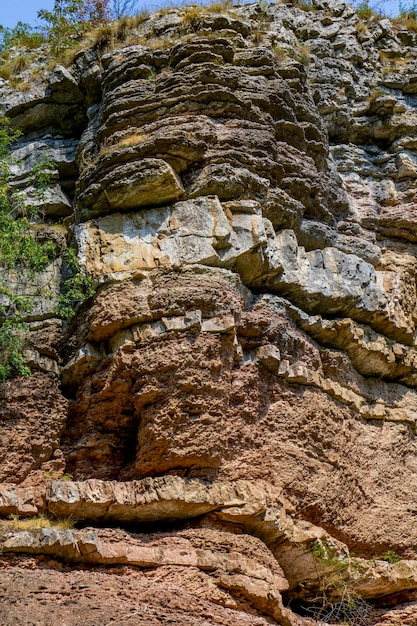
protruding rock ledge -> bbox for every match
[1,525,294,625]
[44,476,282,523]
[1,475,336,557]
[3,475,417,613]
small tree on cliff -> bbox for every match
[38,0,83,54]
[38,1,134,53]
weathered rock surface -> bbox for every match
[372,600,417,626]
[3,0,417,623]
[2,526,293,623]
[0,556,290,626]
[0,373,67,484]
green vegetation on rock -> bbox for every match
[0,23,45,52]
[0,118,58,381]
[0,118,95,380]
[38,0,85,55]
[55,248,95,320]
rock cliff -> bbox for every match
[2,1,417,623]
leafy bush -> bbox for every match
[55,248,95,319]
[356,1,373,19]
[305,540,371,625]
[37,0,85,55]
[311,539,349,571]
[0,1,143,59]
[0,319,30,381]
[0,23,45,52]
[378,549,402,563]
[0,118,95,379]
[0,118,58,380]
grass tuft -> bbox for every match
[0,55,31,80]
[392,13,417,31]
[5,513,76,530]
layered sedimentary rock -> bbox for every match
[2,0,417,623]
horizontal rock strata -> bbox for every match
[2,0,417,623]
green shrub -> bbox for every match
[55,247,95,319]
[37,0,85,55]
[0,118,58,380]
[378,550,402,563]
[0,119,95,378]
[311,539,349,571]
[0,319,30,382]
[0,23,45,52]
[356,1,372,19]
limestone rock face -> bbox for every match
[3,1,417,623]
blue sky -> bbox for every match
[2,1,55,28]
[0,0,402,28]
